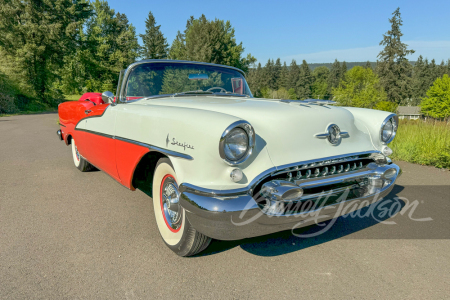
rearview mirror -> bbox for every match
[102,91,115,104]
[189,73,209,80]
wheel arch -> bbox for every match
[131,151,170,197]
[65,134,72,146]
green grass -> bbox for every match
[63,95,82,101]
[391,119,450,169]
[1,95,80,116]
[0,109,57,117]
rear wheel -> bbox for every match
[152,158,211,256]
[71,138,95,172]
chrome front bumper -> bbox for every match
[179,163,401,241]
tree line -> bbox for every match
[0,0,254,113]
[0,3,449,119]
[247,8,450,117]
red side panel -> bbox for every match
[59,101,94,127]
[58,95,149,190]
[75,131,121,182]
[86,103,110,117]
[115,139,149,190]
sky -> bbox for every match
[107,0,450,64]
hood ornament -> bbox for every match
[315,124,349,145]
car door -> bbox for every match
[75,103,121,182]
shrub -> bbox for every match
[0,91,18,114]
[420,74,450,120]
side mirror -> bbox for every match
[101,91,115,104]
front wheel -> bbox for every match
[152,158,211,256]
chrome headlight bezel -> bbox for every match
[219,120,255,165]
[380,114,399,144]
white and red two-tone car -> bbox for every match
[57,60,401,256]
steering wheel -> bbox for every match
[206,87,227,93]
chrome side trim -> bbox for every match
[179,150,381,197]
[280,99,336,106]
[72,128,193,161]
[380,113,399,144]
[179,183,249,197]
[75,128,114,139]
[115,136,193,161]
[218,120,256,166]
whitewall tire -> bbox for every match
[71,138,95,172]
[152,157,211,256]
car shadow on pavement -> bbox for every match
[195,185,405,257]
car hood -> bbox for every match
[136,96,376,167]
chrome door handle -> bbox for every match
[85,110,92,115]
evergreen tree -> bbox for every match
[439,60,447,78]
[0,0,92,102]
[140,11,168,59]
[168,15,255,72]
[286,60,300,99]
[411,55,427,105]
[376,8,415,104]
[273,58,282,89]
[311,66,330,99]
[259,59,272,90]
[265,59,277,90]
[365,61,373,70]
[83,0,140,92]
[279,61,289,89]
[254,62,264,96]
[341,61,348,78]
[169,31,186,60]
[297,60,313,99]
[429,59,439,81]
[327,59,342,94]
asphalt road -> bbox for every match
[1,113,449,299]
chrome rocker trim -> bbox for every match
[179,163,401,240]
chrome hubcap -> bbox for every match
[162,179,182,230]
[75,145,80,161]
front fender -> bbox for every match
[114,103,275,189]
[342,107,396,150]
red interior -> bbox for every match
[78,92,104,105]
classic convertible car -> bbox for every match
[57,60,401,256]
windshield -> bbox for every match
[123,62,252,101]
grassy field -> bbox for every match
[391,119,450,169]
[63,95,82,101]
[0,95,81,117]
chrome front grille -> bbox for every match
[253,153,384,215]
[275,155,373,181]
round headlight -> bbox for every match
[224,128,248,161]
[380,115,398,144]
[219,121,255,165]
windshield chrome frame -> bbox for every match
[117,60,251,103]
